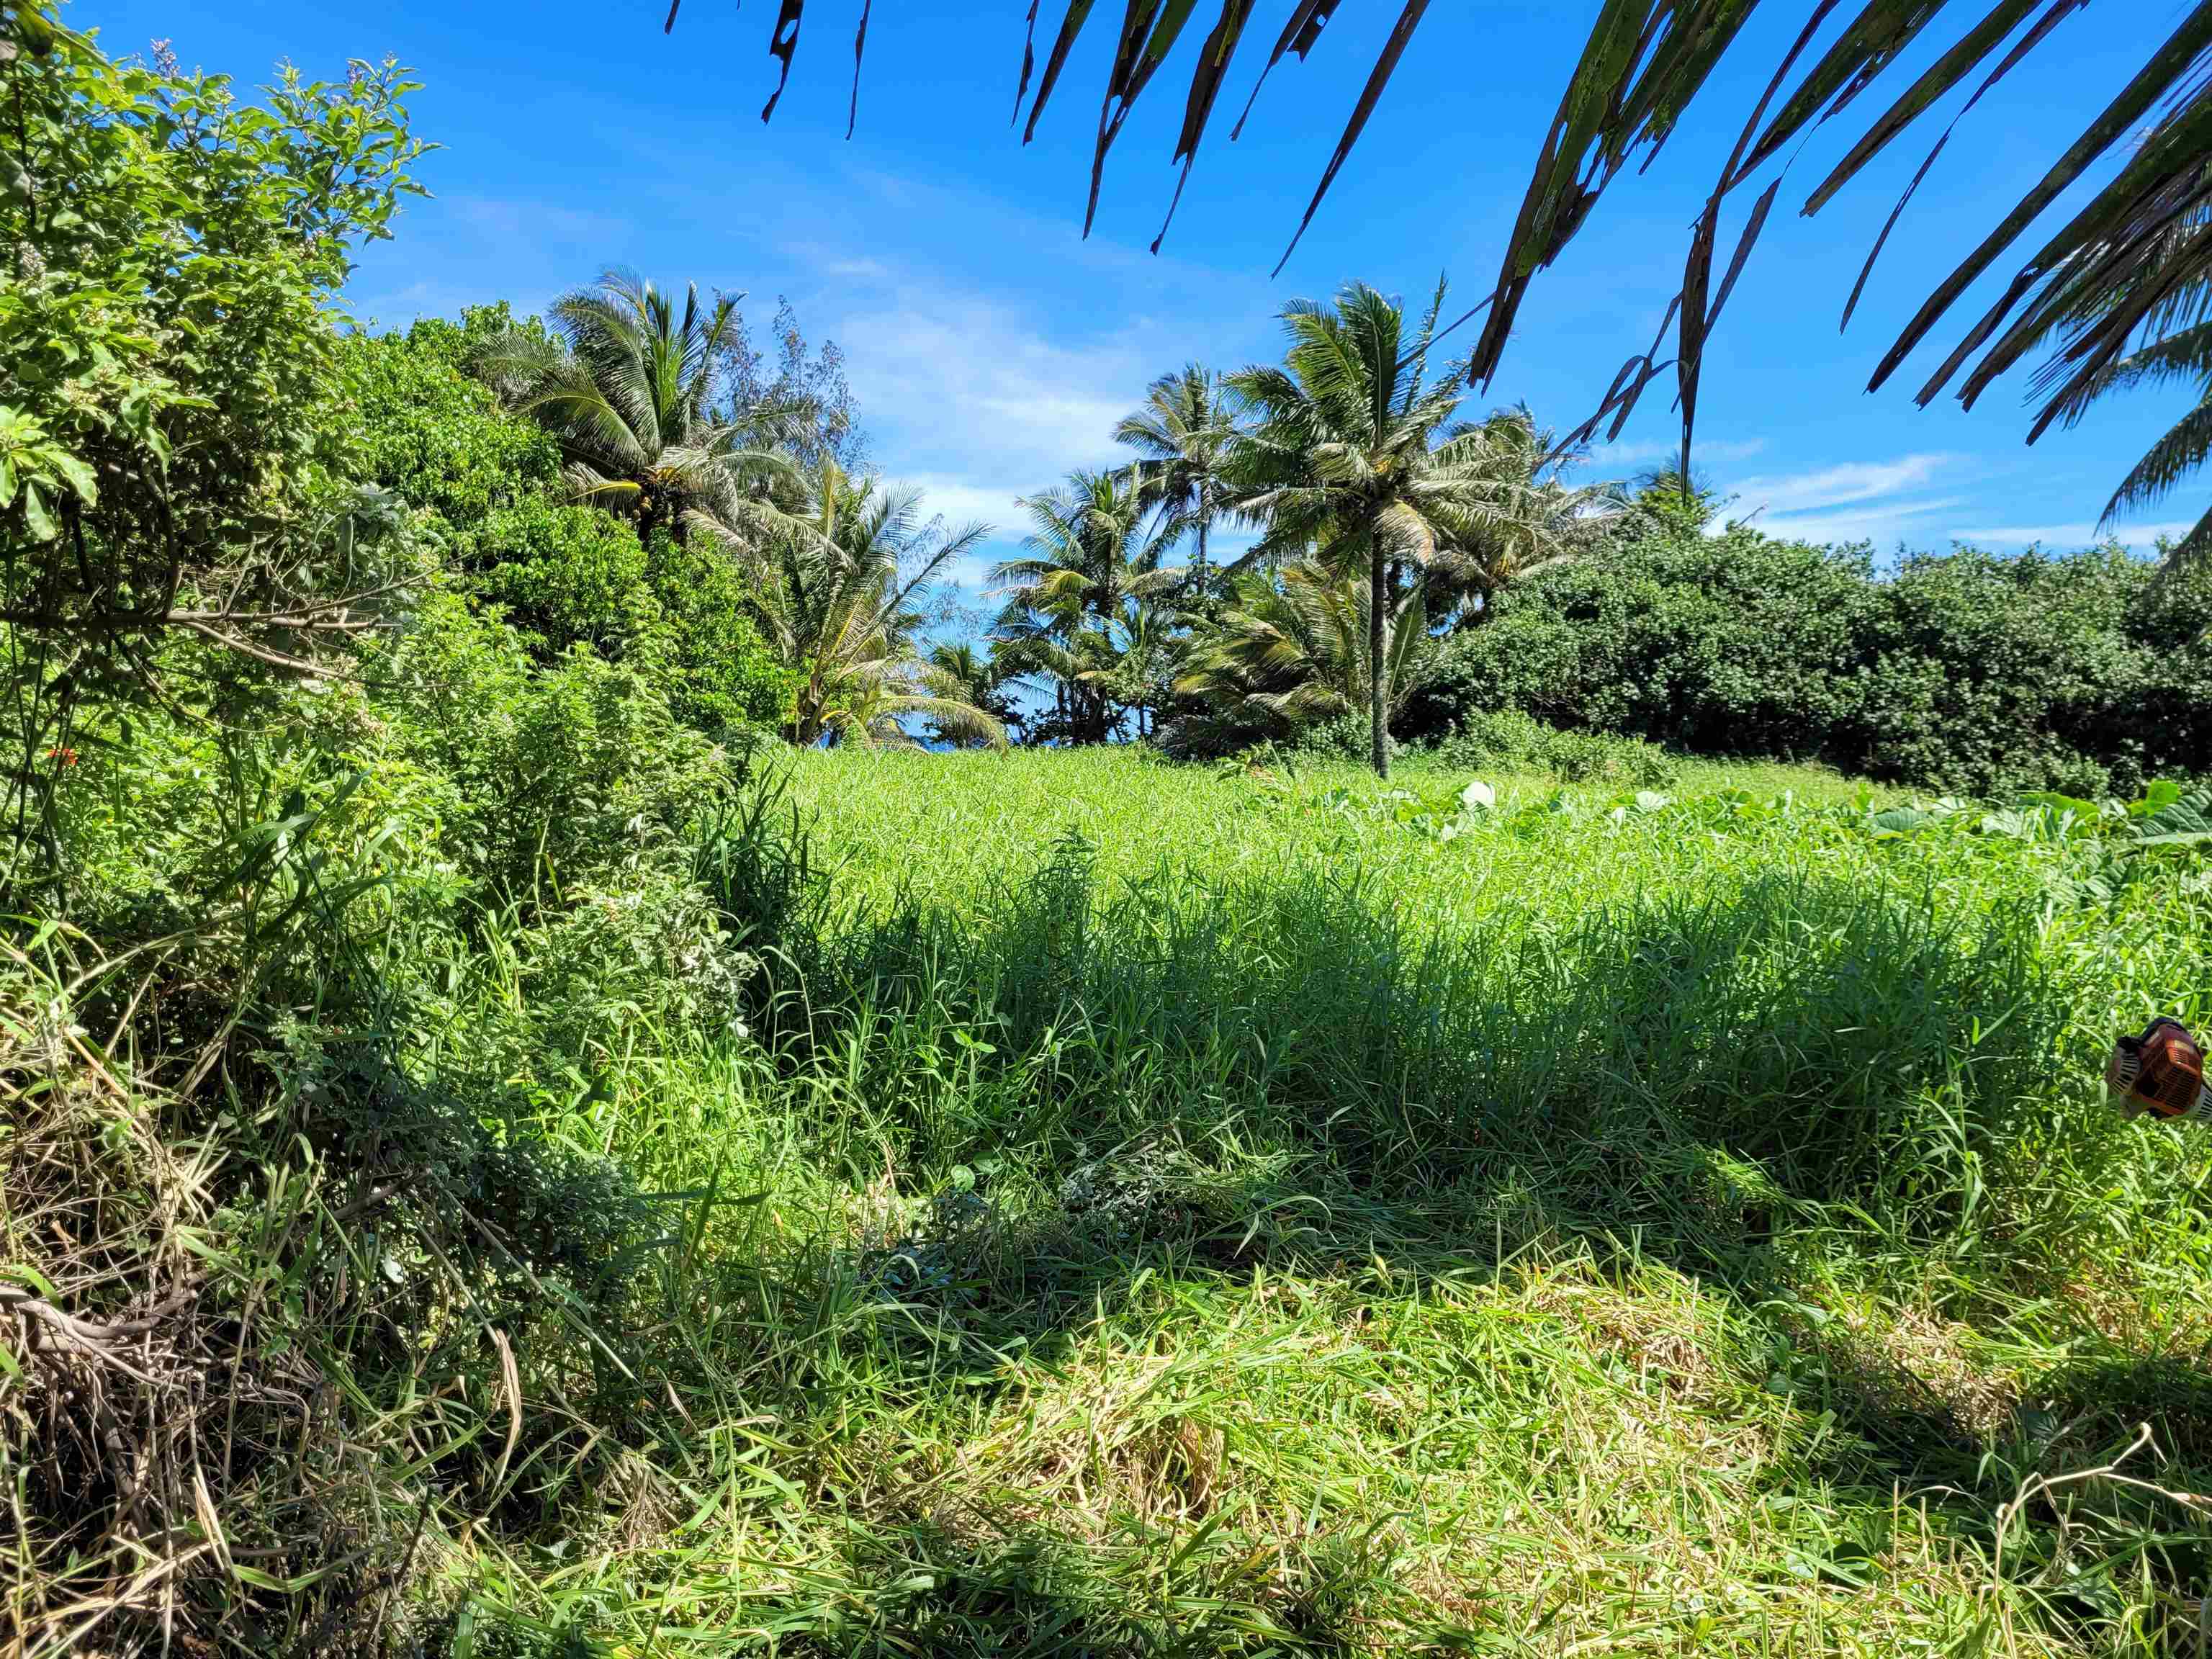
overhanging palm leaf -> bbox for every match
[660,3,2212,549]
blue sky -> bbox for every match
[75,0,2207,590]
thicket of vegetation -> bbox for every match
[12,10,2212,1658]
[1404,505,2212,798]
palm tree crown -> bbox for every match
[748,459,1003,750]
[1115,365,1237,609]
[992,469,1179,745]
[1177,560,1434,745]
[475,271,793,547]
[1226,281,1617,777]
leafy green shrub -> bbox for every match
[1848,547,2203,797]
[475,498,654,655]
[637,529,799,742]
[1428,707,1678,787]
[1285,709,1381,764]
[1410,526,2212,796]
[342,310,561,545]
[0,30,430,633]
[361,590,729,899]
[1409,525,1872,758]
[346,317,793,745]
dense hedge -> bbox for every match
[1404,522,2212,796]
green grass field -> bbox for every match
[425,745,2212,1656]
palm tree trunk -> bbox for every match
[1194,509,1210,608]
[1368,544,1389,779]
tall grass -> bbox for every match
[14,744,2212,1655]
[462,750,2212,1655]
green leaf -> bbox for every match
[1,1264,62,1300]
[48,449,98,505]
[19,482,57,542]
[2137,778,2185,815]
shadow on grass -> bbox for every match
[775,1516,1416,1658]
[678,818,2212,1651]
[724,819,2062,1280]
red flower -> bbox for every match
[45,747,78,768]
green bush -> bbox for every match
[637,529,799,742]
[343,310,562,547]
[1427,708,1678,787]
[1406,525,1873,759]
[1410,526,2212,796]
[346,314,793,745]
[360,590,731,899]
[475,497,654,655]
[1285,709,1383,765]
[1850,547,2195,796]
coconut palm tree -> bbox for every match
[925,639,1022,746]
[740,461,1004,749]
[475,271,796,548]
[1416,406,1626,627]
[1225,281,1617,778]
[992,469,1179,745]
[1628,462,1728,536]
[1115,365,1238,608]
[1177,562,1434,747]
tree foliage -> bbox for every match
[1115,364,1238,608]
[0,19,428,647]
[473,271,801,549]
[1413,521,2212,796]
[345,316,796,744]
[741,459,1004,748]
[994,468,1179,746]
[1173,559,1431,755]
[0,11,432,889]
[1223,281,1617,776]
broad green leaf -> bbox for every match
[19,480,56,541]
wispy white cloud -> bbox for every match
[840,297,1141,477]
[1730,454,1956,515]
[1745,499,1973,545]
[1588,436,1767,469]
[1710,451,1967,547]
[1948,519,2196,550]
[892,475,1031,539]
[835,295,1166,595]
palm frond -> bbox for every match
[656,2,2212,538]
[2105,390,2212,521]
